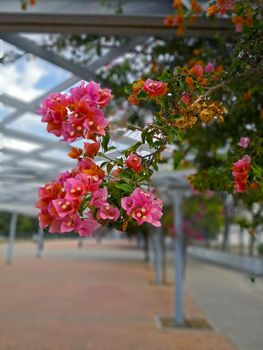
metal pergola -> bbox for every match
[0,0,235,216]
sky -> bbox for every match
[0,40,74,151]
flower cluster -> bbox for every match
[38,81,112,142]
[36,154,121,236]
[125,153,142,173]
[121,188,163,227]
[128,79,168,105]
[232,154,251,193]
[238,137,250,149]
[165,0,255,33]
[173,101,226,131]
[164,0,202,34]
[36,81,164,236]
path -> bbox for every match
[185,257,263,350]
[0,240,235,350]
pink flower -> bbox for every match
[232,154,251,193]
[190,64,203,80]
[78,212,101,236]
[83,107,108,138]
[143,79,168,97]
[97,204,120,221]
[69,81,112,108]
[90,188,108,207]
[180,92,191,105]
[78,157,94,170]
[62,118,84,142]
[37,93,68,137]
[38,208,53,229]
[238,137,250,149]
[97,88,113,107]
[121,188,163,227]
[56,171,72,185]
[78,173,102,192]
[204,63,215,73]
[52,198,80,218]
[216,0,234,14]
[235,23,243,33]
[64,178,86,200]
[121,196,135,215]
[60,214,81,233]
[125,153,142,172]
[36,182,63,210]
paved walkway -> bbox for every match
[185,258,263,350]
[0,240,235,350]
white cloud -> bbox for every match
[1,57,46,102]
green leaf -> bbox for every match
[125,85,133,95]
[115,183,134,192]
[102,132,110,152]
[107,163,114,174]
[137,91,148,99]
[173,151,184,169]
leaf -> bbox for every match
[102,132,110,152]
[125,85,133,95]
[115,183,134,192]
[137,91,148,99]
[107,163,114,175]
[173,151,184,169]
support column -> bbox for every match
[6,213,18,265]
[155,227,162,285]
[148,232,155,267]
[173,190,184,326]
[36,226,44,258]
[77,236,84,249]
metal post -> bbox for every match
[6,213,18,265]
[173,190,184,326]
[77,236,84,249]
[155,227,162,285]
[148,232,155,267]
[36,227,44,258]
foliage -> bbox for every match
[257,243,263,257]
[182,192,224,240]
[0,212,38,238]
[35,0,262,237]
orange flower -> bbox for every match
[200,78,208,86]
[207,4,217,16]
[68,147,82,159]
[84,141,100,158]
[191,0,202,14]
[82,164,105,180]
[176,25,185,35]
[250,182,260,190]
[172,0,183,8]
[215,65,224,73]
[185,76,194,91]
[164,15,174,27]
[190,64,204,80]
[128,94,139,105]
[243,91,252,101]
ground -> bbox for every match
[0,239,251,350]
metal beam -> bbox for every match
[0,34,146,86]
[0,33,98,82]
[0,14,234,38]
[5,213,18,264]
[173,190,184,326]
[0,75,80,126]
